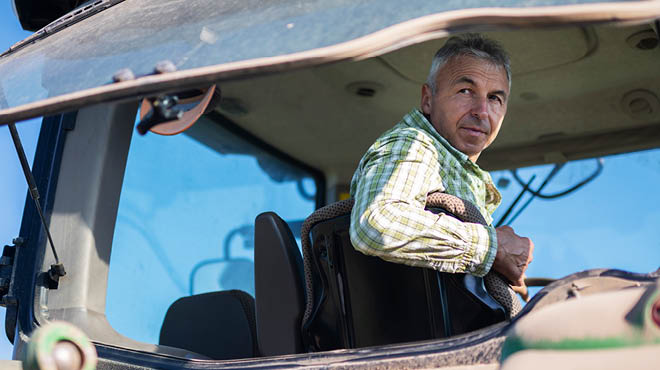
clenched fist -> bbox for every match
[492,225,534,287]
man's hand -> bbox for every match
[492,226,534,287]
[511,280,530,302]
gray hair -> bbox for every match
[426,33,511,93]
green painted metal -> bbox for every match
[501,283,660,361]
[24,321,97,370]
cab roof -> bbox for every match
[0,0,659,178]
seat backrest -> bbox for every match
[300,195,515,351]
[305,212,442,350]
[253,212,306,356]
[159,290,259,360]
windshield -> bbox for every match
[0,0,642,115]
[105,127,660,347]
[106,113,320,344]
[491,149,660,283]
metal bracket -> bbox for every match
[0,239,19,305]
[135,95,184,135]
[46,263,66,289]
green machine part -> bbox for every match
[24,321,97,370]
[501,279,660,361]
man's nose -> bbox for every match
[470,97,489,121]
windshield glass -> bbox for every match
[106,113,319,344]
[491,148,660,283]
[0,0,639,114]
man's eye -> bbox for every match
[458,88,470,94]
[489,95,503,104]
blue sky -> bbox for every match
[0,0,39,359]
[0,0,658,358]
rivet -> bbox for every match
[154,60,177,74]
[112,68,135,82]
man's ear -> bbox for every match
[421,84,432,115]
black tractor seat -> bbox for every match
[252,193,521,354]
[299,193,521,351]
[159,289,259,360]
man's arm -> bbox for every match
[349,129,498,277]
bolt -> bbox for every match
[154,60,177,74]
[112,68,135,82]
[52,340,83,370]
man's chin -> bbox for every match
[454,142,485,159]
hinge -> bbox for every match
[0,238,20,306]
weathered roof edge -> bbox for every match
[1,0,126,58]
[1,1,659,126]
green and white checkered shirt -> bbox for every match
[349,108,502,277]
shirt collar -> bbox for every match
[405,108,502,210]
[404,108,477,167]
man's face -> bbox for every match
[421,55,509,162]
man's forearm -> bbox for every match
[350,199,497,276]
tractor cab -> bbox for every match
[1,0,660,369]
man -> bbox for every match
[349,34,533,291]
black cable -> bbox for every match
[495,174,536,227]
[510,159,603,200]
[506,163,565,226]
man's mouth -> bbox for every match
[460,126,487,136]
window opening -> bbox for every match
[106,113,319,345]
[491,148,660,288]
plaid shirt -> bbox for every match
[349,108,501,277]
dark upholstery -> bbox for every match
[306,213,440,349]
[159,290,259,360]
[253,212,306,356]
[301,200,507,351]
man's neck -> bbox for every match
[421,111,480,164]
